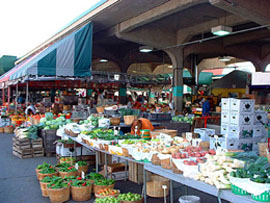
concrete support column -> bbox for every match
[165,48,184,113]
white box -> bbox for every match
[230,112,254,126]
[230,124,253,139]
[253,125,267,137]
[221,110,230,124]
[221,98,232,110]
[194,128,215,142]
[220,123,230,135]
[230,99,255,113]
[57,145,82,156]
[82,147,95,155]
[210,135,239,150]
[238,138,253,152]
[254,110,268,125]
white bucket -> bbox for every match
[179,195,200,203]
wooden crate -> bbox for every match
[128,162,148,184]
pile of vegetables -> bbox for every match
[94,179,115,186]
[47,178,68,189]
[59,166,77,172]
[230,157,270,183]
[15,125,39,140]
[39,114,71,130]
[37,162,52,170]
[96,188,119,197]
[195,152,245,189]
[40,167,57,174]
[95,197,120,203]
[77,160,87,166]
[172,115,194,124]
[86,173,104,181]
[71,179,90,187]
[41,176,61,184]
[118,192,142,201]
[79,115,102,127]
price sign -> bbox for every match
[75,163,78,170]
[186,132,192,142]
[81,171,85,180]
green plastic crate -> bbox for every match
[231,184,250,196]
[252,191,270,202]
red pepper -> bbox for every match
[69,180,73,182]
[82,182,86,186]
[49,166,52,168]
[77,177,82,180]
[68,167,73,170]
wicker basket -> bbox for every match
[4,126,14,133]
[146,175,169,198]
[121,198,144,203]
[59,171,78,178]
[77,165,89,176]
[71,185,92,201]
[0,127,4,133]
[35,168,42,180]
[151,154,161,166]
[63,105,71,110]
[40,182,49,197]
[161,158,172,170]
[93,184,115,194]
[38,172,58,181]
[95,189,120,198]
[124,115,137,125]
[259,143,268,157]
[96,106,105,114]
[47,186,70,203]
[110,117,121,126]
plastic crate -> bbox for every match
[252,191,270,202]
[231,184,250,196]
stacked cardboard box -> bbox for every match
[217,98,268,152]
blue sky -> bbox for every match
[0,0,100,58]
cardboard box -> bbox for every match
[194,128,215,142]
[220,123,230,135]
[230,112,254,126]
[253,125,267,137]
[238,138,253,152]
[254,110,268,125]
[221,98,232,111]
[230,124,253,139]
[56,145,82,156]
[221,110,230,124]
[210,135,239,150]
[230,98,255,113]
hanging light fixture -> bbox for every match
[218,56,233,62]
[99,59,108,63]
[139,46,153,53]
[211,25,232,36]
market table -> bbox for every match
[64,134,259,203]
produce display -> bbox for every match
[77,160,87,166]
[71,179,90,187]
[172,115,195,124]
[96,188,120,197]
[14,125,39,140]
[95,197,120,203]
[94,179,115,186]
[118,192,142,201]
[40,167,57,174]
[59,166,77,172]
[86,172,105,181]
[39,114,71,130]
[37,162,52,170]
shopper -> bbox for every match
[130,118,154,135]
[202,97,211,116]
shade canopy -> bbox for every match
[0,22,93,83]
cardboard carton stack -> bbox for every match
[219,98,267,152]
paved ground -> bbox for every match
[0,133,227,203]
